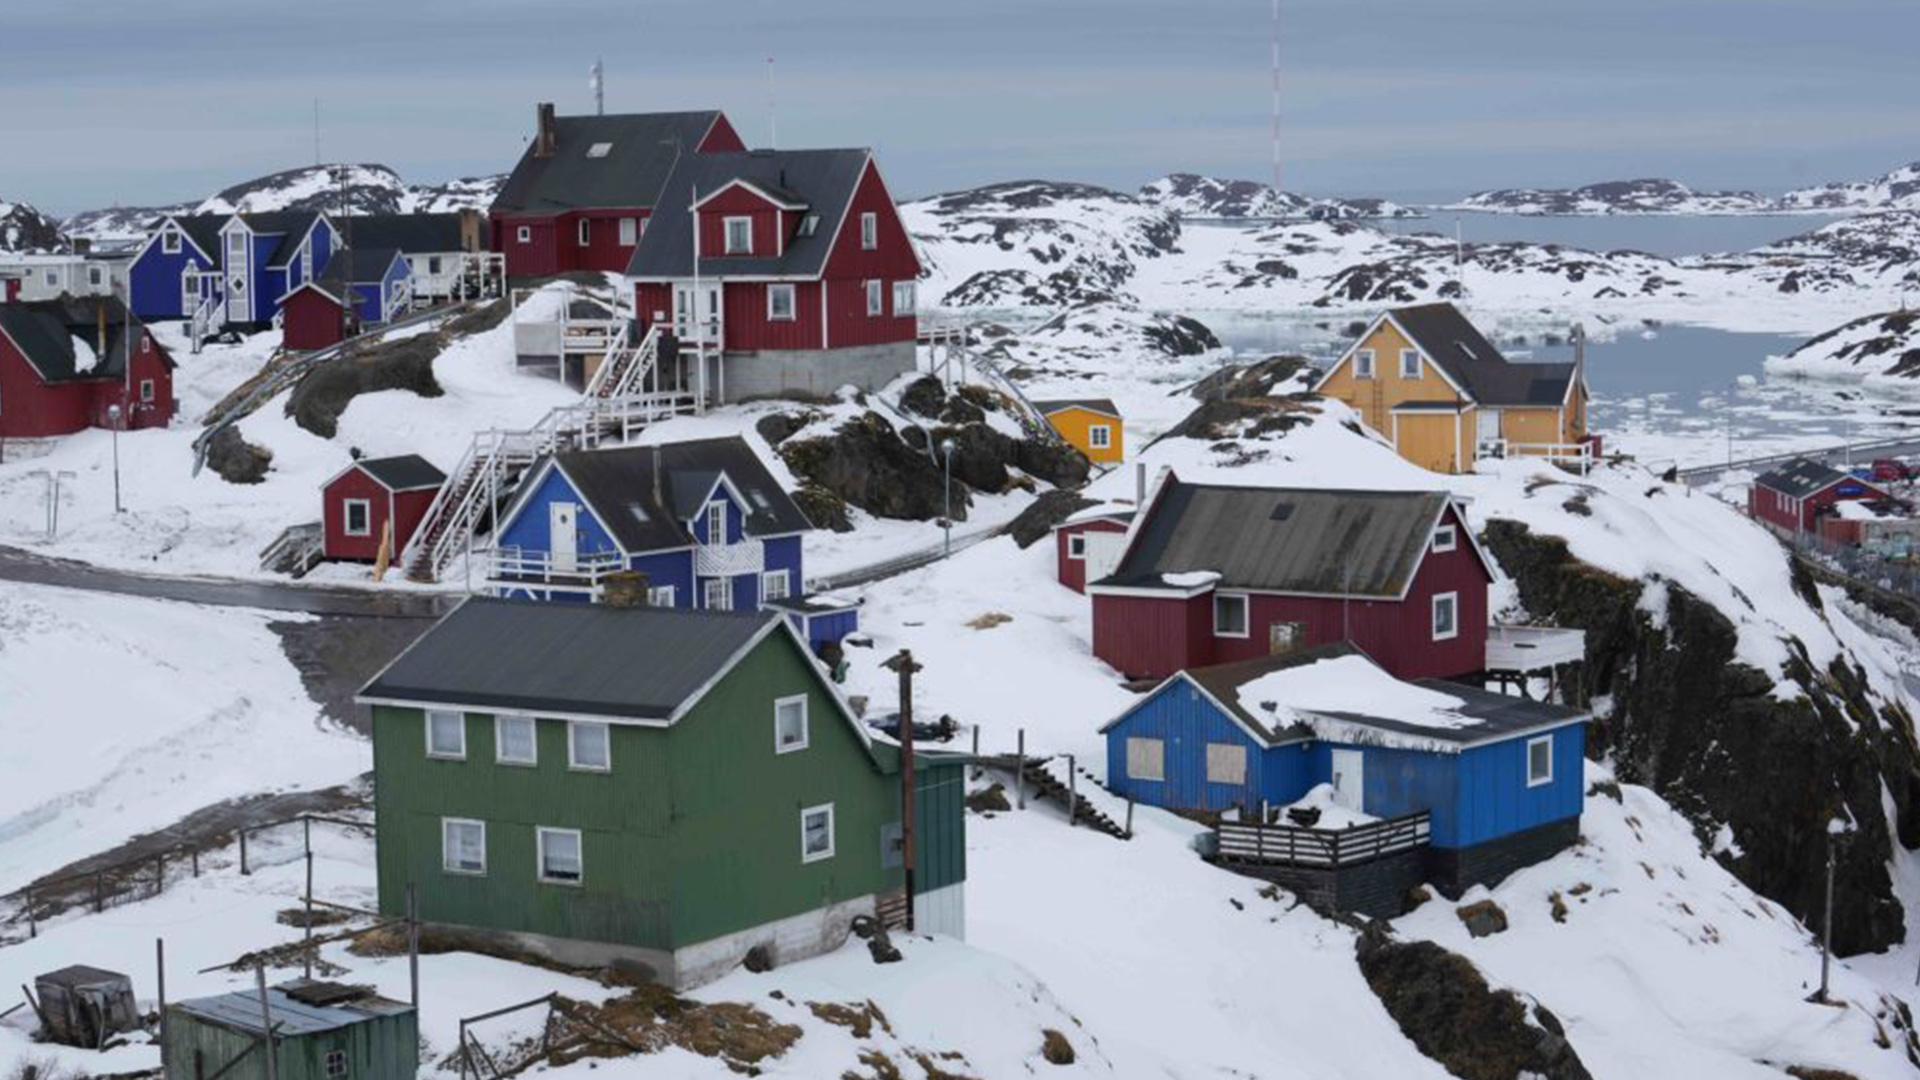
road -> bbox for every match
[1679,435,1920,487]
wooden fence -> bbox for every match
[1214,810,1431,869]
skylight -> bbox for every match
[797,214,820,237]
[586,142,613,158]
[627,502,650,522]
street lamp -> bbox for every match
[940,438,957,556]
[106,403,123,514]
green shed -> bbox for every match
[162,980,417,1080]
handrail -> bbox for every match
[1214,809,1432,869]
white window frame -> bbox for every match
[88,266,104,287]
[891,280,915,315]
[774,693,809,754]
[1432,591,1459,641]
[865,279,883,316]
[1354,348,1376,379]
[1526,734,1554,787]
[567,720,611,772]
[767,282,796,322]
[860,212,878,250]
[761,569,791,603]
[1126,736,1165,781]
[536,826,584,885]
[162,230,182,254]
[1400,349,1421,379]
[618,217,638,246]
[1213,592,1250,638]
[1205,742,1247,786]
[649,585,676,607]
[140,379,155,403]
[798,213,820,237]
[577,219,591,246]
[703,576,734,611]
[1088,424,1112,449]
[1432,524,1458,553]
[516,225,531,244]
[343,498,372,537]
[724,216,753,254]
[1066,534,1087,560]
[495,714,537,766]
[441,817,487,875]
[425,710,466,760]
[800,803,836,862]
[705,501,727,545]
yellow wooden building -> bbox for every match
[1033,399,1124,464]
[1312,303,1591,474]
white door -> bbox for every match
[1083,531,1126,586]
[1329,749,1364,812]
[1476,407,1501,450]
[550,503,578,572]
[225,232,251,323]
[672,282,723,343]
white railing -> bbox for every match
[693,539,766,578]
[482,547,626,593]
[584,323,664,400]
[188,293,221,354]
[1481,439,1595,473]
[1486,624,1587,672]
[920,321,1060,444]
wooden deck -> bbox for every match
[1213,810,1431,869]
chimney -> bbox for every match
[97,302,107,356]
[601,570,652,608]
[458,208,481,251]
[1134,462,1146,506]
[651,449,663,513]
[534,102,558,158]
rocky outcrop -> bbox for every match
[1355,927,1592,1080]
[780,412,965,522]
[204,425,273,484]
[286,335,444,439]
[1186,355,1313,402]
[1005,490,1101,549]
[1482,519,1920,955]
[0,201,67,253]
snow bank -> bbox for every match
[1238,654,1477,732]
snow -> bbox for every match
[1278,783,1379,829]
[1237,653,1477,733]
[1161,569,1218,588]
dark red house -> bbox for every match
[489,104,744,279]
[322,455,448,562]
[1749,458,1889,538]
[0,298,176,439]
[628,147,922,400]
[1088,473,1496,683]
[1053,509,1133,593]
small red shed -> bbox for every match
[1052,510,1133,593]
[1748,458,1889,538]
[282,285,352,351]
[322,455,448,562]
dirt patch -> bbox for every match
[1457,899,1509,937]
[964,612,1012,630]
[550,987,802,1073]
[204,425,273,484]
[808,1000,893,1040]
[1040,1029,1076,1065]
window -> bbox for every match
[1432,524,1457,553]
[162,231,181,254]
[427,256,443,275]
[1526,734,1554,787]
[859,212,878,250]
[892,281,915,315]
[705,502,727,544]
[703,576,734,611]
[775,693,809,753]
[586,142,613,158]
[618,217,638,246]
[323,1050,347,1080]
[1206,743,1247,785]
[1067,535,1087,560]
[43,269,56,286]
[865,280,883,316]
[516,225,531,244]
[343,498,371,537]
[425,710,465,759]
[1400,349,1421,379]
[724,216,753,254]
[568,721,610,771]
[577,219,591,246]
[300,247,312,282]
[797,214,820,237]
[88,266,104,287]
[762,569,791,603]
[1088,425,1111,449]
[228,232,246,255]
[140,379,155,403]
[767,283,796,321]
[1126,737,1165,781]
[1432,591,1459,641]
[495,715,536,766]
[537,827,583,884]
[648,585,676,607]
[442,818,486,874]
[1354,349,1375,379]
[141,334,151,354]
[1213,593,1249,638]
[182,271,199,310]
[800,804,835,862]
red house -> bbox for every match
[628,147,922,400]
[0,298,176,439]
[1087,472,1498,683]
[489,104,744,279]
[1749,458,1889,538]
[1053,509,1134,593]
[322,455,448,562]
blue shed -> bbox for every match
[1101,643,1589,897]
[767,593,865,651]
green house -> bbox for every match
[162,980,416,1080]
[357,597,966,988]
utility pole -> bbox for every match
[1818,829,1835,1003]
[590,58,605,116]
[1268,0,1281,202]
[883,650,922,932]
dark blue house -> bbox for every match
[216,211,339,328]
[127,214,227,321]
[489,436,854,647]
[1101,643,1588,904]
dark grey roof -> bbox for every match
[764,592,863,617]
[173,980,411,1038]
[357,454,445,491]
[360,598,777,721]
[1388,303,1578,408]
[1100,480,1462,597]
[338,213,478,253]
[1032,398,1122,418]
[492,111,728,214]
[156,214,227,261]
[1754,457,1855,499]
[627,148,874,279]
[242,211,326,269]
[1179,644,1356,741]
[316,246,404,286]
[542,436,812,553]
[1390,399,1469,412]
[0,298,167,383]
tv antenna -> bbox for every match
[766,56,779,149]
[1269,0,1282,202]
[590,57,605,116]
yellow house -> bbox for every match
[1311,303,1591,474]
[1033,399,1124,464]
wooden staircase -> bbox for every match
[982,754,1131,840]
[582,323,663,400]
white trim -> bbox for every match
[891,280,916,315]
[495,714,538,766]
[1432,524,1458,553]
[567,720,612,772]
[702,575,734,611]
[1526,734,1554,787]
[800,803,836,862]
[1311,311,1472,402]
[365,694,669,728]
[1399,348,1421,379]
[516,225,531,244]
[767,282,796,321]
[1213,592,1250,638]
[865,279,883,316]
[342,498,372,536]
[1354,348,1375,379]
[1088,424,1112,449]
[761,568,791,603]
[441,817,487,875]
[722,215,754,255]
[577,218,591,246]
[859,212,878,250]
[425,709,466,759]
[690,177,808,211]
[536,826,584,885]
[1066,534,1087,560]
[774,693,809,754]
[1431,591,1460,641]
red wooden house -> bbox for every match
[1053,508,1134,593]
[627,147,922,399]
[322,455,448,562]
[1749,458,1890,538]
[489,104,744,279]
[0,298,176,439]
[1087,472,1498,683]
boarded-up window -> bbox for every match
[1127,737,1165,781]
[1205,743,1247,785]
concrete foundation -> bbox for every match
[719,342,915,402]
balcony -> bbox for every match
[693,539,765,578]
[1486,623,1586,673]
[483,547,625,595]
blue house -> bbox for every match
[283,247,410,348]
[216,211,339,328]
[489,436,854,647]
[127,214,227,321]
[1101,643,1588,908]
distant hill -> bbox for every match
[1139,173,1420,221]
[0,200,68,253]
[1781,161,1920,212]
[1444,177,1773,216]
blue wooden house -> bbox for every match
[216,211,339,328]
[127,214,227,321]
[489,435,855,646]
[1101,643,1588,910]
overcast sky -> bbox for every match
[4,0,1916,214]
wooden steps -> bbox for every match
[980,754,1131,841]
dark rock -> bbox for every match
[1186,355,1313,402]
[902,425,929,451]
[743,944,774,973]
[899,375,948,418]
[1015,437,1092,489]
[781,412,969,522]
[204,425,273,484]
[939,395,987,426]
[441,297,512,338]
[1456,899,1509,937]
[1355,926,1594,1080]
[935,424,1017,494]
[755,411,809,447]
[1142,313,1221,357]
[791,485,853,533]
[866,923,902,965]
[286,335,443,439]
[967,783,1012,813]
[1005,490,1100,548]
[1040,1029,1076,1066]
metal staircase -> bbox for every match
[582,322,663,400]
[921,322,1061,444]
[187,293,222,355]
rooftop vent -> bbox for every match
[283,981,372,1008]
[1269,503,1294,521]
[586,142,613,158]
[626,501,650,523]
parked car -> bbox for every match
[1871,458,1915,483]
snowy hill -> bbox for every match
[62,202,193,247]
[0,199,68,252]
[195,163,412,216]
[1765,309,1920,383]
[1445,177,1774,215]
[408,172,506,213]
[1139,172,1420,220]
[1782,161,1920,212]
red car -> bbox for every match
[1871,459,1914,483]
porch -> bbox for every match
[1208,811,1433,919]
[1485,623,1586,674]
[481,547,626,598]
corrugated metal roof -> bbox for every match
[339,213,476,254]
[545,437,812,553]
[492,111,725,213]
[626,148,871,279]
[1389,303,1578,408]
[357,455,445,491]
[173,981,410,1038]
[1103,481,1448,597]
[1032,398,1122,418]
[1754,457,1852,499]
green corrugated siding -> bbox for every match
[161,1008,417,1080]
[912,760,967,894]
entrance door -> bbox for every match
[1329,749,1364,812]
[672,282,723,345]
[549,503,578,572]
[1476,408,1502,452]
[1082,531,1125,586]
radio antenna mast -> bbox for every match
[590,58,605,116]
[766,56,778,149]
[1269,0,1282,204]
[312,99,321,167]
